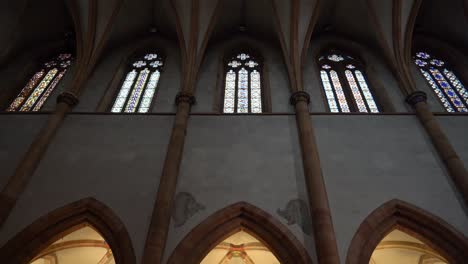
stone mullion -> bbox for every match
[406,91,468,206]
[290,91,341,264]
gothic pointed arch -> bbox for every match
[167,202,313,264]
[0,198,136,264]
[346,199,468,264]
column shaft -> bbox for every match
[142,93,194,264]
[412,100,468,205]
[292,92,340,264]
[0,92,78,227]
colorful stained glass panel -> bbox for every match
[320,71,339,113]
[250,70,262,113]
[7,53,72,112]
[237,68,249,113]
[345,70,368,113]
[329,70,350,112]
[112,53,164,113]
[124,68,150,112]
[355,70,379,113]
[20,68,58,111]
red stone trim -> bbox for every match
[0,198,136,264]
[167,202,313,264]
[346,199,468,264]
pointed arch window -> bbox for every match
[111,53,164,113]
[318,52,380,113]
[223,52,263,113]
[414,51,468,112]
[6,53,73,112]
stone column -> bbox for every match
[142,92,195,264]
[290,91,341,264]
[0,92,79,227]
[406,91,468,205]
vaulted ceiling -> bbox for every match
[0,0,466,75]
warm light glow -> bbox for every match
[369,229,448,264]
[200,230,280,264]
[29,225,114,264]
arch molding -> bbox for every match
[0,197,136,264]
[346,199,468,264]
[167,202,313,264]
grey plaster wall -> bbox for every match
[313,115,468,261]
[437,116,468,165]
[193,36,293,113]
[0,115,47,190]
[305,36,408,113]
[76,36,181,113]
[0,115,173,263]
[163,115,316,262]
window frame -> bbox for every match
[412,49,468,113]
[317,50,381,113]
[5,52,73,112]
[221,49,266,114]
[108,52,166,113]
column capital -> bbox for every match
[405,91,427,107]
[175,92,196,106]
[57,91,79,107]
[290,91,311,106]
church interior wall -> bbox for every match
[164,115,317,262]
[313,115,468,261]
[438,116,468,165]
[1,1,468,263]
[0,115,48,190]
[0,115,174,262]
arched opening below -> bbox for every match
[369,229,448,264]
[166,202,312,264]
[200,229,280,264]
[0,198,135,264]
[345,199,468,264]
[29,223,115,264]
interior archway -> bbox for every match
[29,223,115,264]
[167,202,312,264]
[200,229,280,264]
[346,199,468,264]
[0,198,135,264]
[369,228,448,264]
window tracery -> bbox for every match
[318,52,379,113]
[414,51,468,112]
[7,53,73,112]
[223,52,262,113]
[111,53,164,113]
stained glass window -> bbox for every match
[414,51,468,112]
[223,52,262,113]
[6,53,73,112]
[318,52,379,113]
[111,53,163,113]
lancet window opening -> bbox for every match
[318,52,379,113]
[6,53,73,112]
[223,52,263,114]
[414,51,468,112]
[111,53,164,113]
